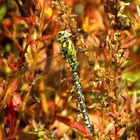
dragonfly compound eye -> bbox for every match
[63,31,69,38]
[56,33,62,41]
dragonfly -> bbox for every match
[56,30,92,134]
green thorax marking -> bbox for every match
[56,31,78,70]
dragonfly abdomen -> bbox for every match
[72,68,91,133]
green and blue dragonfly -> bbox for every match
[56,30,92,133]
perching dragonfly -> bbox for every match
[56,30,92,134]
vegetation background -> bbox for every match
[0,0,140,139]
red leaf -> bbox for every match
[12,92,22,111]
[3,25,23,52]
[48,100,56,115]
[56,115,93,137]
[7,92,22,112]
[122,37,136,49]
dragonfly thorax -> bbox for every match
[56,31,72,42]
[57,30,78,67]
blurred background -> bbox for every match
[0,0,140,139]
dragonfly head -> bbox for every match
[56,31,71,42]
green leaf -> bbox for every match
[137,4,140,16]
[128,90,140,95]
[37,131,44,137]
[37,138,44,140]
[0,5,7,20]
